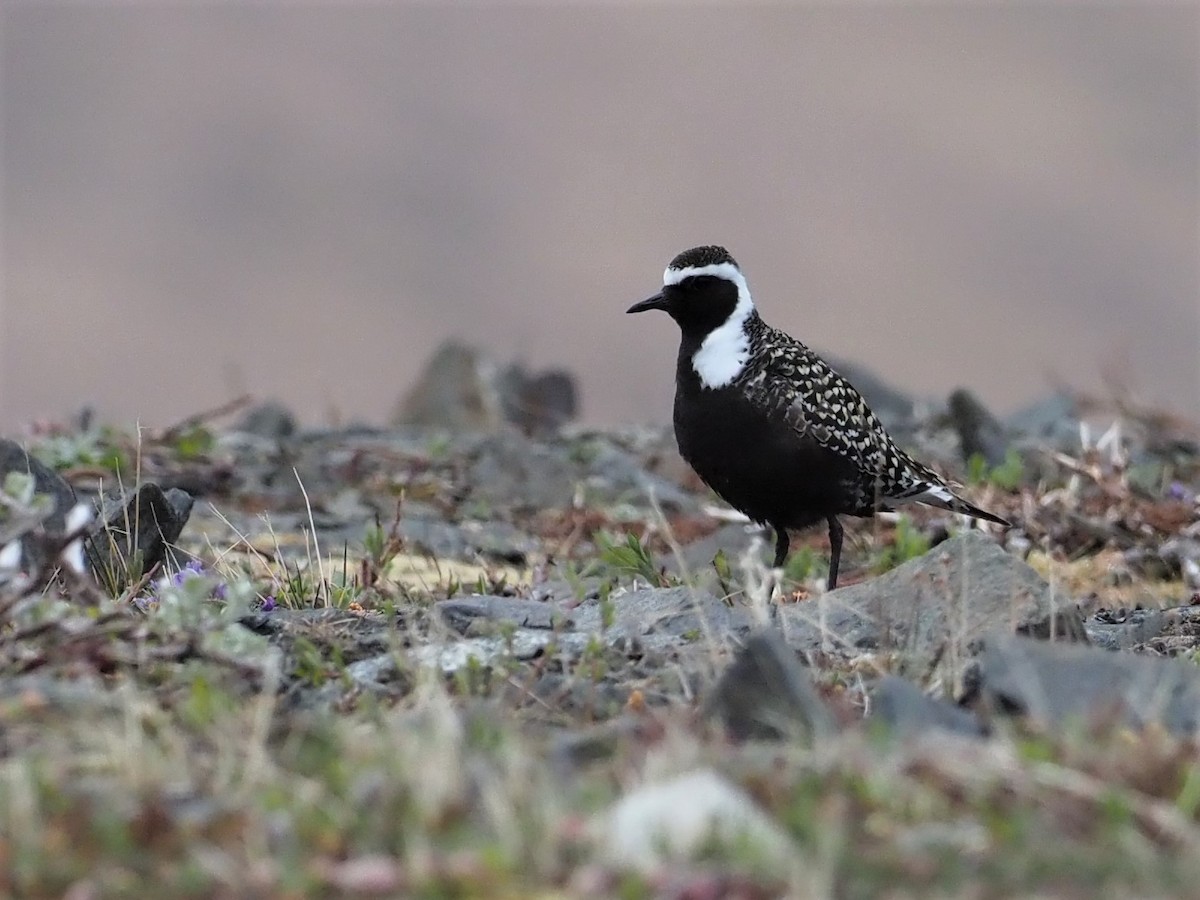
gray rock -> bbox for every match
[321,488,374,524]
[0,438,77,537]
[85,483,194,592]
[571,586,752,643]
[393,341,504,430]
[531,671,630,720]
[466,430,581,511]
[1006,391,1081,450]
[778,531,1087,670]
[393,340,579,434]
[1086,605,1200,655]
[705,629,838,741]
[233,400,297,441]
[498,365,578,436]
[529,575,608,605]
[1136,537,1200,588]
[238,606,392,637]
[672,522,771,577]
[1085,607,1170,651]
[437,595,572,635]
[344,655,401,688]
[410,629,553,673]
[583,439,696,512]
[978,633,1200,735]
[869,676,985,738]
[466,430,693,514]
[946,388,1010,467]
[400,517,538,564]
[550,714,649,773]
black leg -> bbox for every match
[826,515,844,590]
[772,526,790,568]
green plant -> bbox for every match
[579,633,610,682]
[597,579,616,630]
[561,560,583,598]
[171,425,215,461]
[425,432,452,460]
[783,545,821,583]
[567,438,601,466]
[594,530,667,586]
[711,547,734,599]
[91,544,146,598]
[967,448,1025,491]
[274,559,319,608]
[291,637,331,687]
[453,653,492,696]
[0,471,55,537]
[29,427,129,474]
[873,515,931,574]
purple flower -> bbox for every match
[261,595,277,612]
[173,559,206,586]
[1168,482,1193,502]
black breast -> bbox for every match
[672,357,864,530]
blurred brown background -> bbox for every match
[2,4,1197,432]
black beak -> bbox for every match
[627,291,668,314]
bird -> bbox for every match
[627,245,1011,590]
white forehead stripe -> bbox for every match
[662,261,747,290]
[665,263,756,390]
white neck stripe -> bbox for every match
[664,263,757,390]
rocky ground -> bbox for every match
[1,371,1199,897]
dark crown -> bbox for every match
[668,245,739,272]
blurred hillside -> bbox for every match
[2,5,1196,429]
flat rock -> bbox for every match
[778,531,1087,670]
[529,575,609,605]
[571,586,752,644]
[409,629,554,673]
[437,595,571,634]
[705,629,837,741]
[1085,607,1171,651]
[238,606,399,637]
[869,675,985,738]
[977,633,1200,735]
